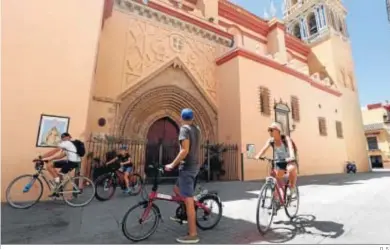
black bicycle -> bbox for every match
[94,163,144,201]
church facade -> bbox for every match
[2,0,369,200]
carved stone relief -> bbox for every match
[121,16,227,103]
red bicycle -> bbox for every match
[256,157,300,234]
[121,164,223,242]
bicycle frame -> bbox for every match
[270,169,288,205]
[140,166,211,221]
[141,192,211,222]
[114,169,138,187]
[33,166,55,190]
[264,159,289,206]
[33,162,80,194]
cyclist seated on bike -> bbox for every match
[255,122,298,195]
[105,145,134,193]
[39,133,81,195]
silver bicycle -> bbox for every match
[6,156,96,209]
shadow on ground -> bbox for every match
[212,171,390,202]
[235,214,345,244]
[1,199,344,244]
[2,171,386,244]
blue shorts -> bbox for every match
[119,166,133,173]
[175,168,198,198]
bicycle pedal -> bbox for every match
[49,195,61,200]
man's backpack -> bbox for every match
[72,139,86,157]
[269,135,298,156]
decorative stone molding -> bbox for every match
[93,96,121,104]
[118,84,216,141]
[115,0,232,47]
[323,77,331,86]
[310,72,320,80]
[299,65,309,75]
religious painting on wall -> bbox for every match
[246,144,256,159]
[36,114,70,148]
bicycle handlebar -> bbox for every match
[147,164,165,173]
[258,157,292,164]
[32,155,48,163]
[258,157,274,163]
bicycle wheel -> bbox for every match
[128,173,143,196]
[94,173,117,201]
[6,174,44,209]
[284,185,300,219]
[196,194,223,230]
[61,176,95,207]
[256,183,275,235]
[121,201,160,242]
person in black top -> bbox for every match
[106,145,133,193]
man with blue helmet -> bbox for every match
[165,108,201,244]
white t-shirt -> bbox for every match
[58,140,81,163]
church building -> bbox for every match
[2,0,369,200]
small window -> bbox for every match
[318,117,327,136]
[367,137,379,150]
[259,86,271,116]
[336,121,343,138]
[307,13,318,35]
[293,23,301,39]
[291,96,300,122]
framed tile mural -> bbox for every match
[274,102,290,136]
[36,114,70,148]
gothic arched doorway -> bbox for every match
[145,117,180,177]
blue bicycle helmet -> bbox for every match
[181,108,194,121]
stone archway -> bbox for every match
[117,84,216,142]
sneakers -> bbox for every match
[49,182,61,198]
[170,216,187,224]
[176,235,199,244]
[123,187,132,194]
[290,187,297,197]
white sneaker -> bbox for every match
[290,187,297,196]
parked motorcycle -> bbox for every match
[345,161,357,174]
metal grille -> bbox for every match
[85,134,240,182]
[318,117,327,136]
[387,0,390,23]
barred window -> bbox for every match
[318,117,327,136]
[291,96,300,122]
[336,121,343,138]
[259,86,271,116]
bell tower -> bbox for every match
[284,0,369,172]
[283,0,348,43]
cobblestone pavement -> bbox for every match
[2,172,390,244]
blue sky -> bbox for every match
[230,0,390,106]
